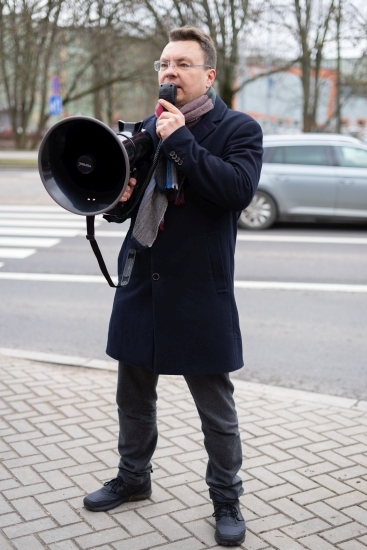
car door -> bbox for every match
[332,145,367,219]
[263,145,337,216]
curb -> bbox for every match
[0,347,116,372]
[1,347,366,412]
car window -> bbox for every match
[262,147,285,163]
[272,147,284,163]
[265,145,330,166]
[263,147,277,163]
[333,146,367,168]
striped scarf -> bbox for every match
[131,88,216,251]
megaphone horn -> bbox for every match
[38,116,153,216]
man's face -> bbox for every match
[158,40,216,107]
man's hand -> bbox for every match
[119,177,137,202]
[156,99,185,141]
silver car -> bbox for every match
[239,133,367,229]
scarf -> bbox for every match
[131,88,216,251]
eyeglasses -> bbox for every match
[154,60,212,72]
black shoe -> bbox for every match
[83,477,152,512]
[212,500,246,546]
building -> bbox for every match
[235,57,367,140]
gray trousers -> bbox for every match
[116,362,243,502]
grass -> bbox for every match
[0,158,38,167]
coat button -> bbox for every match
[152,273,160,280]
[170,151,175,157]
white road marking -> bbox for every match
[0,207,102,266]
[0,213,78,220]
[0,205,103,219]
[86,231,367,245]
[80,230,127,238]
[0,205,66,212]
[0,272,366,293]
[1,207,364,244]
[0,272,106,283]
[0,249,36,259]
[1,225,364,244]
[0,220,91,228]
[236,234,367,245]
[0,237,60,248]
[234,281,367,293]
[0,228,81,237]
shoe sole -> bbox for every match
[214,531,246,546]
[83,490,152,512]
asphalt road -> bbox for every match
[1,169,366,400]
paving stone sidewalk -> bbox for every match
[1,353,367,550]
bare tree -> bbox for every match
[268,0,338,132]
[33,0,152,146]
[314,0,367,133]
[191,0,255,106]
[0,0,153,149]
[0,0,66,149]
[124,0,261,107]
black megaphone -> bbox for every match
[38,116,153,216]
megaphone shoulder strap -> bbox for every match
[86,215,121,287]
[85,140,163,288]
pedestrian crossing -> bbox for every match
[0,205,102,268]
[2,205,367,293]
[0,219,92,227]
[0,248,36,259]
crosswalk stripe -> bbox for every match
[0,238,60,248]
[0,272,106,283]
[0,207,103,268]
[82,230,127,238]
[0,248,36,259]
[0,220,92,228]
[0,213,79,220]
[0,205,104,217]
[0,228,81,237]
[0,205,66,212]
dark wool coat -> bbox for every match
[106,96,263,375]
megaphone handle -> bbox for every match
[86,215,122,287]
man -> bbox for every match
[84,26,263,546]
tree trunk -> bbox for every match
[336,0,342,133]
[219,78,235,108]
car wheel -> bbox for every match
[238,191,277,230]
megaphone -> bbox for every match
[38,116,153,216]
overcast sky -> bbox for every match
[245,0,366,61]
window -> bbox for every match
[333,146,367,168]
[265,145,330,166]
[263,147,277,163]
